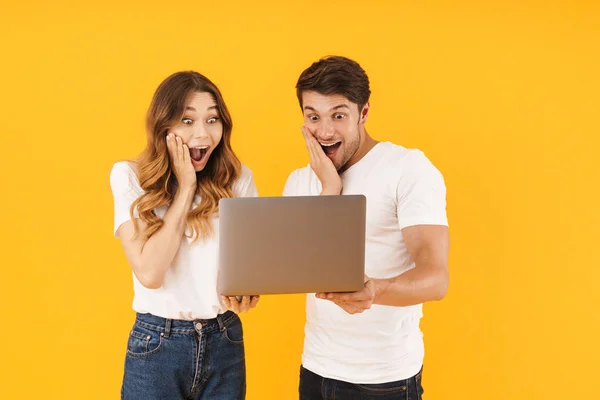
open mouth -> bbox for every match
[189,146,209,165]
[320,141,342,157]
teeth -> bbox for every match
[193,146,208,150]
[320,142,339,147]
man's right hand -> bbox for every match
[301,126,342,195]
[167,133,197,193]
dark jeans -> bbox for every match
[299,365,424,400]
[121,311,246,400]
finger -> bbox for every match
[175,136,183,161]
[347,291,369,301]
[302,125,316,139]
[325,277,372,301]
[301,127,319,162]
[332,301,355,314]
[166,133,175,158]
[325,292,350,301]
[301,126,311,143]
[316,292,335,300]
[314,140,330,163]
[335,301,366,315]
[228,297,240,314]
[222,296,231,309]
[302,126,326,159]
[305,129,322,157]
[250,295,260,308]
[364,279,375,294]
[316,292,341,300]
[323,291,362,302]
[241,296,251,312]
[182,144,191,165]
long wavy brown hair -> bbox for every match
[130,71,241,242]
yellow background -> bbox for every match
[1,1,599,399]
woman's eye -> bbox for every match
[207,117,219,124]
[182,118,193,125]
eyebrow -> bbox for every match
[303,104,350,112]
[185,105,218,112]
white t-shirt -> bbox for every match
[110,161,259,320]
[283,141,448,384]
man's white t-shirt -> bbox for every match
[283,141,448,384]
[110,161,259,320]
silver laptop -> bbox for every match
[218,195,366,296]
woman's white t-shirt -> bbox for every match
[109,161,259,320]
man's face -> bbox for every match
[301,91,368,171]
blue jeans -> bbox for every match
[121,311,246,400]
[299,365,424,400]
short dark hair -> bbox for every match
[296,55,371,111]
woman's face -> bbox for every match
[168,91,223,172]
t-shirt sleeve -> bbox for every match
[283,169,300,197]
[235,165,259,198]
[396,152,448,230]
[109,162,144,237]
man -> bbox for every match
[283,55,450,399]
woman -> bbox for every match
[110,71,260,400]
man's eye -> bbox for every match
[309,115,319,121]
[334,113,346,120]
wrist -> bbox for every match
[371,278,390,305]
[321,184,342,196]
[176,185,196,201]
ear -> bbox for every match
[360,102,370,124]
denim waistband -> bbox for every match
[133,310,237,338]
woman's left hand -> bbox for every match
[222,295,260,314]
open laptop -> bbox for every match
[217,195,366,296]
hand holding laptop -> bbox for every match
[222,295,260,314]
[316,274,375,315]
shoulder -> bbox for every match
[285,164,314,183]
[379,142,443,180]
[232,163,258,197]
[109,161,143,195]
[381,145,446,202]
[283,164,316,196]
[239,163,254,180]
[378,142,427,165]
[110,160,136,175]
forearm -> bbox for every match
[136,188,195,287]
[373,262,449,307]
[320,184,342,195]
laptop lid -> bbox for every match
[218,195,366,296]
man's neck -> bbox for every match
[340,131,379,173]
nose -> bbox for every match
[193,123,209,140]
[316,119,335,140]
